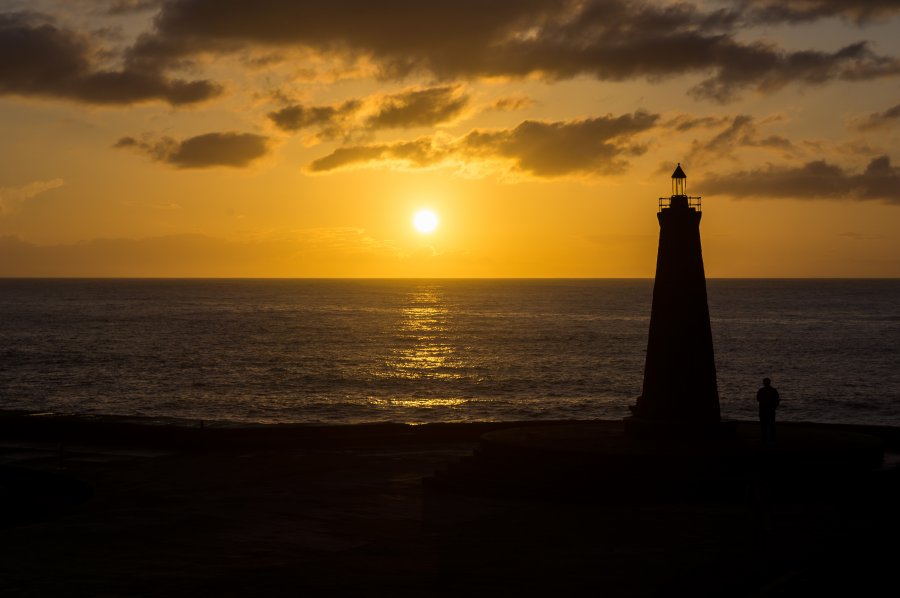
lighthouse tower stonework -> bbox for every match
[628,164,722,434]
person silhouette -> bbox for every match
[757,377,780,443]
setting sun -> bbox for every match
[413,209,439,234]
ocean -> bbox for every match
[0,279,897,426]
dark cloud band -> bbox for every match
[0,12,220,105]
[700,156,900,204]
[127,0,900,102]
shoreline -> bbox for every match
[4,408,900,448]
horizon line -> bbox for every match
[1,276,898,281]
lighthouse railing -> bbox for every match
[658,196,702,211]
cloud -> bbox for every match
[490,96,533,112]
[268,85,469,139]
[309,110,659,178]
[854,102,900,131]
[365,85,469,129]
[700,156,900,204]
[115,132,270,168]
[664,115,731,132]
[0,178,65,214]
[126,0,900,102]
[268,100,359,136]
[460,112,659,176]
[687,41,900,103]
[105,0,163,15]
[740,0,900,24]
[309,138,448,173]
[0,12,220,105]
[687,115,796,162]
[48,1,163,16]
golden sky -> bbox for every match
[1,0,899,277]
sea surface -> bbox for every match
[0,279,897,426]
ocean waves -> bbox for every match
[0,279,897,426]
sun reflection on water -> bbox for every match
[366,283,478,419]
[369,397,468,408]
[383,284,465,380]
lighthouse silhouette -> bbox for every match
[628,164,722,434]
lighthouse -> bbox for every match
[629,164,721,428]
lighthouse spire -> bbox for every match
[672,162,686,197]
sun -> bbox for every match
[412,209,439,234]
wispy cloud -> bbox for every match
[0,178,64,214]
[740,0,900,25]
[490,96,533,112]
[268,85,470,141]
[854,102,900,131]
[105,0,163,15]
[0,229,406,277]
[687,115,797,163]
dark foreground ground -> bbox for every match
[2,412,900,597]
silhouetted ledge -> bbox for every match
[480,421,881,464]
[3,410,900,595]
[427,420,889,501]
[622,415,737,442]
[2,408,898,453]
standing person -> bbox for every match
[757,377,780,443]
